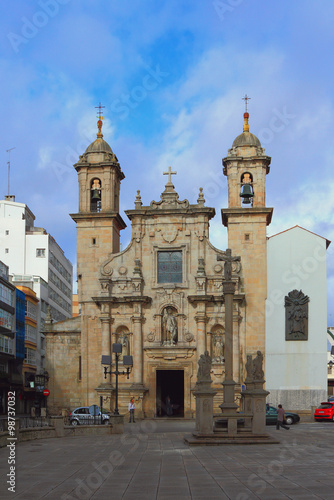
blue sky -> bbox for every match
[1,0,334,322]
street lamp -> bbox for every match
[101,343,133,415]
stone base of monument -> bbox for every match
[193,383,217,435]
[184,431,279,446]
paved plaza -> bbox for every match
[1,420,334,499]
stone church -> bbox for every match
[45,111,328,416]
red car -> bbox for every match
[314,402,334,421]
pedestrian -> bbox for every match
[276,404,289,430]
[128,398,135,423]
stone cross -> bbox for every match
[163,166,177,184]
[217,248,240,281]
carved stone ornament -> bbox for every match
[285,289,309,341]
[157,226,179,243]
[118,266,127,276]
[146,332,155,342]
[184,332,194,342]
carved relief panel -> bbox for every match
[285,289,310,341]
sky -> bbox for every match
[1,0,334,322]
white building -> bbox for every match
[0,195,73,324]
[266,225,330,410]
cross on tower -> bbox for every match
[242,94,251,112]
[163,166,177,184]
[95,102,105,120]
[95,102,105,137]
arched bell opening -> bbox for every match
[90,178,102,212]
[240,172,254,206]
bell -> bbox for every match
[240,183,253,204]
[91,189,101,200]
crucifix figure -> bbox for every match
[163,166,177,184]
[217,248,241,280]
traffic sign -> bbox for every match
[43,389,50,397]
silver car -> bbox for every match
[69,405,110,425]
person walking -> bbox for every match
[276,404,289,430]
[128,398,135,423]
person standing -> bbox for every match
[128,398,135,423]
[276,404,289,430]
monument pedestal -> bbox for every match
[193,382,217,435]
[241,380,269,435]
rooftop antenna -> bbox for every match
[6,147,15,196]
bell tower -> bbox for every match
[70,115,126,303]
[221,109,273,354]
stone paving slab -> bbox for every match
[1,420,334,499]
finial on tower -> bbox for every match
[242,94,251,132]
[95,102,105,138]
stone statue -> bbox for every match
[252,351,264,381]
[162,307,178,345]
[197,351,212,382]
[217,248,241,281]
[245,354,253,381]
[121,334,129,356]
[213,335,224,362]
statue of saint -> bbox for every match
[121,334,129,356]
[162,307,178,345]
[197,351,212,382]
[245,354,253,382]
[213,335,224,362]
[252,351,264,381]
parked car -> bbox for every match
[266,405,300,425]
[314,402,334,421]
[69,405,110,426]
[328,396,334,403]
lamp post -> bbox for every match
[102,343,133,415]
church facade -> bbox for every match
[46,113,272,417]
[46,112,276,417]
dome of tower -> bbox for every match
[84,137,113,154]
[232,131,261,148]
[232,112,261,148]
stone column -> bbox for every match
[195,309,207,363]
[132,316,143,386]
[220,281,238,412]
[100,312,113,386]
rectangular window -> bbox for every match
[5,249,8,254]
[25,324,37,343]
[157,251,182,283]
[24,347,36,366]
[5,230,9,235]
[36,248,46,257]
[0,335,14,354]
[25,301,37,321]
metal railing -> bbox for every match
[19,417,53,429]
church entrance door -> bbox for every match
[156,370,184,417]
